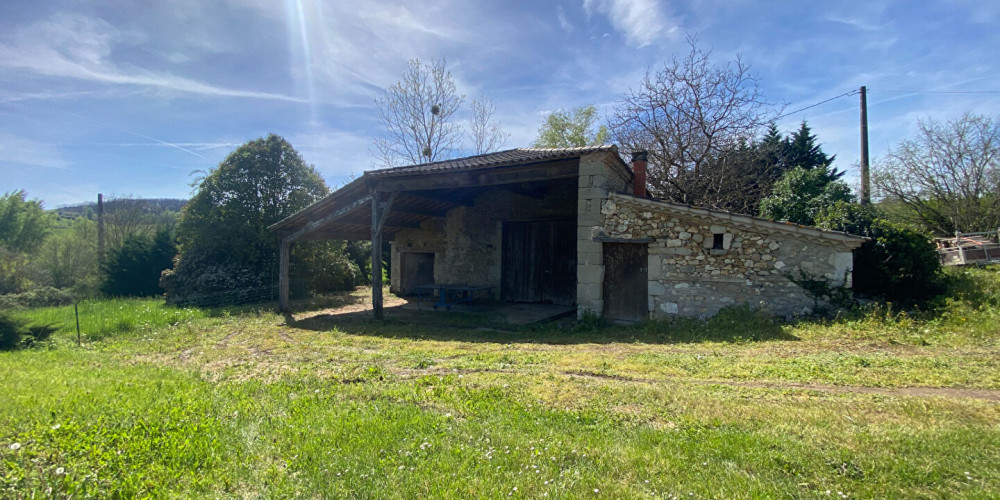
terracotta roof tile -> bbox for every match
[365,146,618,177]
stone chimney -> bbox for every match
[631,150,648,197]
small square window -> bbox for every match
[712,233,725,250]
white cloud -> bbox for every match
[557,5,574,33]
[582,0,677,47]
[0,135,69,169]
[0,13,304,102]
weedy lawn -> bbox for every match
[2,268,999,498]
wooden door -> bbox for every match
[401,252,434,294]
[603,243,648,322]
[502,220,576,304]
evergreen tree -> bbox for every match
[101,229,176,297]
[783,121,842,181]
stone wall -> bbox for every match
[390,179,577,300]
[576,152,633,317]
[597,195,859,318]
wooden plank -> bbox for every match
[403,190,475,207]
[594,236,654,243]
[370,191,396,320]
[371,194,383,320]
[501,220,576,305]
[401,252,435,294]
[281,194,372,242]
[278,239,290,312]
[603,243,648,322]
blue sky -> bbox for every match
[2,0,999,207]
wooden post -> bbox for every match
[859,86,871,205]
[956,231,966,265]
[370,191,398,320]
[74,302,81,347]
[278,238,290,312]
[97,193,105,270]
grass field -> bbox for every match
[2,268,999,498]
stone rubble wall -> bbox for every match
[598,196,855,318]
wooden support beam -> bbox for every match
[403,190,475,207]
[281,194,372,242]
[388,203,451,218]
[371,191,397,320]
[500,183,548,199]
[278,238,290,312]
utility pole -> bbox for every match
[97,193,105,270]
[859,86,871,205]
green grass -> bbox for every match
[2,268,1000,498]
[12,298,205,342]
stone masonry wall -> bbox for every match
[598,196,856,318]
[576,152,632,317]
[390,180,577,300]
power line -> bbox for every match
[872,89,1000,94]
[775,90,859,120]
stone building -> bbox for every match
[269,146,865,321]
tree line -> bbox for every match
[3,39,996,309]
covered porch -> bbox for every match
[268,148,615,319]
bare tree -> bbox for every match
[103,196,152,252]
[469,96,509,154]
[608,38,779,211]
[374,59,464,167]
[874,113,1000,235]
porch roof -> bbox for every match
[268,146,629,242]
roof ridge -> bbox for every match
[364,148,523,174]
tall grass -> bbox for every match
[13,298,205,342]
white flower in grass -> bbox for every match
[55,467,65,475]
[9,443,20,450]
[51,424,61,430]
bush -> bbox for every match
[0,286,74,309]
[101,229,176,297]
[0,312,57,351]
[817,202,944,302]
[160,248,267,306]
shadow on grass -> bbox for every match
[285,302,800,346]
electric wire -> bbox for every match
[775,90,859,120]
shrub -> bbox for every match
[160,248,266,306]
[817,202,944,302]
[101,229,176,297]
[0,286,74,309]
[0,312,57,351]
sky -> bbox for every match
[2,0,999,207]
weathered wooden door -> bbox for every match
[502,220,576,304]
[603,243,648,322]
[400,252,434,294]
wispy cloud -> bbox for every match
[0,135,69,168]
[121,130,204,158]
[0,13,304,102]
[557,5,574,33]
[582,0,677,47]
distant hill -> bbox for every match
[54,198,188,219]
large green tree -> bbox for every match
[532,105,608,148]
[0,191,53,254]
[759,165,854,226]
[163,135,355,304]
